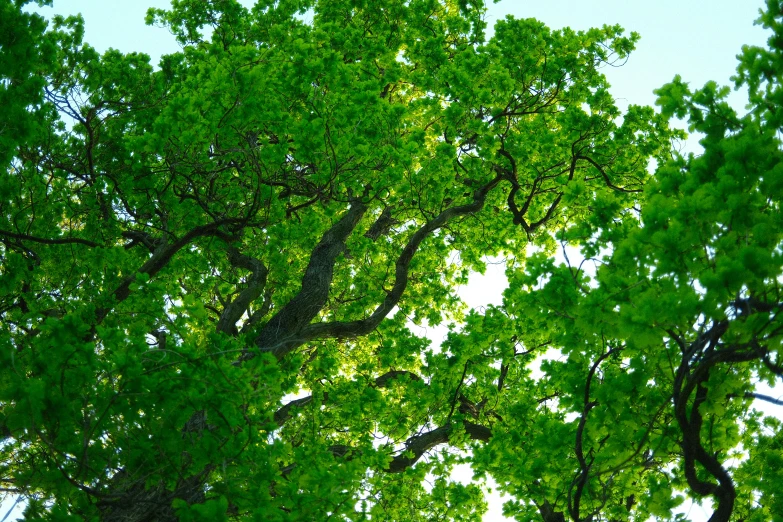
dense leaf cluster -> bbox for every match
[1,0,781,520]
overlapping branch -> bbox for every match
[671,314,776,522]
[273,369,491,474]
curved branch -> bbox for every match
[373,370,422,387]
[272,381,493,477]
[503,156,570,233]
[763,356,783,376]
[670,326,769,522]
[278,421,492,480]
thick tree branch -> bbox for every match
[121,230,163,252]
[240,290,273,334]
[763,356,783,376]
[96,468,212,521]
[250,201,368,359]
[290,175,503,348]
[364,206,399,241]
[274,396,314,427]
[536,500,566,522]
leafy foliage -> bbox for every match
[0,0,781,521]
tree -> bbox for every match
[0,0,780,520]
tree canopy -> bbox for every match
[1,0,782,520]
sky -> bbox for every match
[32,0,768,106]
[4,0,776,520]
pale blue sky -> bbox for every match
[36,0,768,111]
[5,1,773,521]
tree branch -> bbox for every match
[273,370,422,427]
[216,245,268,335]
[670,325,769,522]
[240,290,273,334]
[278,420,491,481]
[0,228,101,247]
[535,500,566,522]
[728,392,783,406]
[576,154,643,193]
[386,421,492,473]
[96,219,245,323]
[569,347,618,522]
